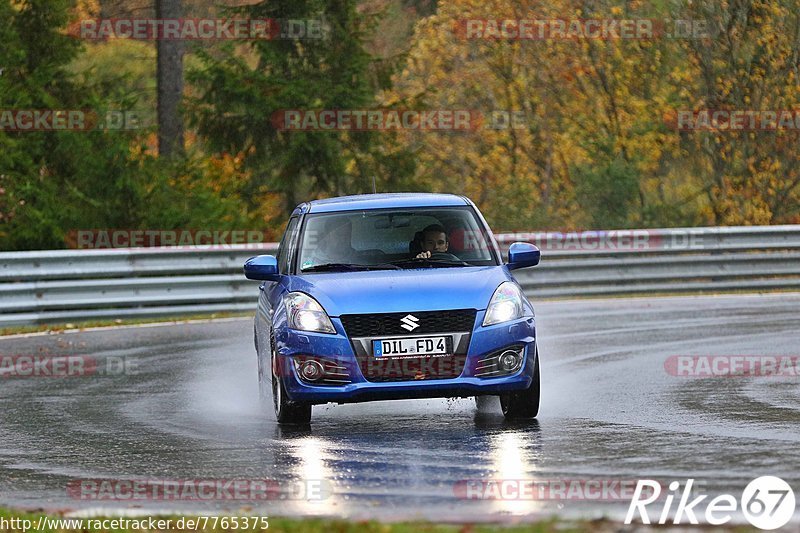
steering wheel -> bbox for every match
[418,252,461,261]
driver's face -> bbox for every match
[422,231,448,252]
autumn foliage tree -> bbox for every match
[381,0,800,230]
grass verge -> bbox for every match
[0,313,252,337]
[0,509,759,532]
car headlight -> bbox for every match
[284,292,336,334]
[483,282,528,326]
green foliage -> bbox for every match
[0,0,259,250]
[187,0,417,216]
[574,158,640,229]
[67,39,157,129]
[0,0,146,249]
[4,0,800,251]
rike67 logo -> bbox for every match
[626,476,796,530]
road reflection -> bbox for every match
[271,405,545,518]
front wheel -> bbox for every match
[500,348,540,419]
[269,338,312,425]
[273,374,312,424]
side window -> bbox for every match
[276,217,300,274]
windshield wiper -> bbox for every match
[301,263,363,272]
[301,263,400,272]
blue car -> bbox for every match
[244,193,541,424]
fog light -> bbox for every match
[299,360,324,382]
[497,350,521,372]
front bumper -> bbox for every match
[274,312,537,405]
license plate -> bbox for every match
[373,336,451,357]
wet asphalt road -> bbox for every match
[0,293,799,525]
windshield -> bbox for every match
[296,207,497,272]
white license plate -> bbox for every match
[373,336,450,357]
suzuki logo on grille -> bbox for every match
[400,314,420,331]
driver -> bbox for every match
[415,224,449,259]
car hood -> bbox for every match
[287,266,513,316]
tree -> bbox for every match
[677,0,800,224]
[155,0,185,157]
[0,0,162,249]
[187,0,415,217]
[383,0,800,229]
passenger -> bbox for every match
[308,218,355,265]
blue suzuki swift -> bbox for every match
[244,193,541,424]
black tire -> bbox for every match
[500,348,540,419]
[269,335,312,425]
[273,374,312,424]
[474,395,497,412]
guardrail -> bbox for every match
[1,225,799,326]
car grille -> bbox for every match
[342,310,476,382]
[340,309,477,338]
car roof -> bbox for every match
[293,193,470,215]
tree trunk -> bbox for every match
[156,0,184,158]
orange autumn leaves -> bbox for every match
[380,0,800,229]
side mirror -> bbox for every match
[507,242,540,270]
[244,255,281,281]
